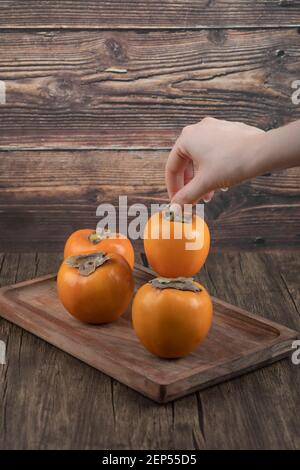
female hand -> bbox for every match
[165,117,266,205]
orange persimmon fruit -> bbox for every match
[64,228,135,269]
[132,277,213,358]
[144,209,210,277]
[57,251,134,324]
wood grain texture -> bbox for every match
[0,29,300,149]
[0,0,298,450]
[0,150,299,251]
[272,251,300,317]
[196,251,300,449]
[0,1,300,29]
[0,252,117,450]
[0,251,299,448]
[0,262,298,403]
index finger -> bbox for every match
[165,140,190,200]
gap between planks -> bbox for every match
[0,26,300,32]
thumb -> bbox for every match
[171,173,216,205]
[171,174,208,205]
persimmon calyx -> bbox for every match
[89,227,111,244]
[163,205,192,224]
[66,252,110,276]
[149,277,201,292]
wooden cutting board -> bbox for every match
[0,264,298,403]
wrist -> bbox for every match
[241,132,270,180]
[263,122,300,170]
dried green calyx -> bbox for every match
[89,227,111,244]
[65,252,110,276]
[149,277,201,292]
[163,205,193,224]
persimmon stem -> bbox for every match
[65,252,110,276]
[89,227,111,244]
[149,277,201,292]
[163,205,192,223]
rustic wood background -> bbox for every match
[0,1,300,250]
[0,0,300,451]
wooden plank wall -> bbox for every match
[1,1,300,29]
[0,1,300,251]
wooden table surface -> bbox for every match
[0,249,299,449]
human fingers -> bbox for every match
[165,141,190,200]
